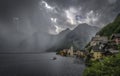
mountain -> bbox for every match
[46,28,71,52]
[47,23,99,51]
[66,23,99,50]
[16,23,99,52]
[97,13,120,37]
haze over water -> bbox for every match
[0,52,85,76]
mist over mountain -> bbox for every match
[0,22,99,52]
[47,23,99,52]
[67,23,99,49]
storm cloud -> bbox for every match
[0,0,120,33]
[43,0,120,33]
[0,0,119,52]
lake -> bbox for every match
[0,52,85,76]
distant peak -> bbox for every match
[59,28,71,35]
[75,23,90,29]
[78,23,89,26]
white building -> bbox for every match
[67,46,74,56]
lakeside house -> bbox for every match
[88,35,108,60]
[90,35,108,47]
[87,34,120,60]
[58,46,87,58]
[58,46,74,57]
[59,49,67,56]
[75,50,86,58]
[58,34,120,60]
[90,45,104,60]
[111,34,120,45]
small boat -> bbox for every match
[50,57,57,60]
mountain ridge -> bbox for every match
[47,23,99,52]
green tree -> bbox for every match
[83,54,120,76]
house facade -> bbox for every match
[90,35,108,47]
[91,50,103,60]
[90,45,104,60]
[111,34,120,45]
[75,50,85,58]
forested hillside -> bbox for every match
[98,14,120,37]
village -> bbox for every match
[57,34,120,61]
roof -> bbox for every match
[111,34,120,39]
[92,45,104,52]
[91,36,108,41]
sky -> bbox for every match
[40,0,120,34]
[0,0,120,51]
[0,0,120,35]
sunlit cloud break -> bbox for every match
[54,25,64,34]
[65,7,78,25]
[65,7,99,26]
[51,18,57,23]
[41,0,54,10]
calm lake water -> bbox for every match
[0,52,85,76]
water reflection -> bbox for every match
[73,58,85,64]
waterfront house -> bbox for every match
[104,40,119,53]
[75,50,85,58]
[111,34,120,45]
[90,35,108,47]
[90,45,104,60]
[59,49,67,56]
[59,46,74,56]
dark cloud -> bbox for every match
[45,0,120,28]
[0,0,53,51]
[0,0,120,51]
[0,0,37,21]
